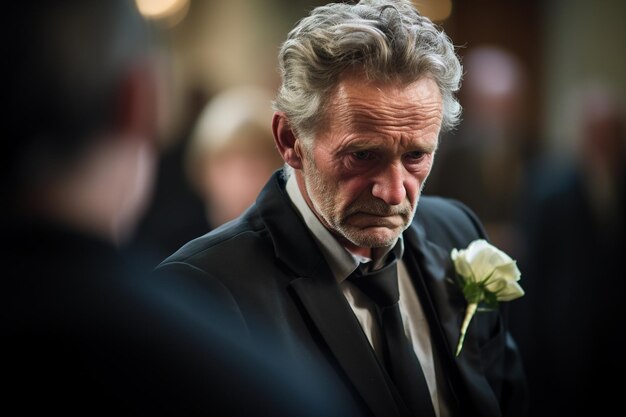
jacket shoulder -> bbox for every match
[158,210,266,267]
[414,196,488,248]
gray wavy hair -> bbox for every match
[273,0,462,143]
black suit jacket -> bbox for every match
[158,171,528,417]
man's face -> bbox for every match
[298,74,442,252]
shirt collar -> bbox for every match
[285,174,402,283]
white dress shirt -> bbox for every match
[286,175,450,417]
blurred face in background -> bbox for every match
[187,86,283,228]
[201,137,282,227]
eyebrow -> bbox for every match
[340,136,439,154]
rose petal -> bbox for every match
[466,240,514,280]
[494,280,525,301]
[451,249,473,280]
[463,240,491,263]
[488,262,521,283]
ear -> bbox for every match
[272,112,303,169]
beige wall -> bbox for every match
[543,0,626,154]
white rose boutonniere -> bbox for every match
[451,239,524,356]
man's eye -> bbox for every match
[352,151,372,160]
[405,151,425,161]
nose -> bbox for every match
[371,162,407,206]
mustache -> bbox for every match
[345,198,413,218]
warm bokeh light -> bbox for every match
[135,0,189,26]
[413,0,453,22]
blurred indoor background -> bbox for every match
[129,2,625,415]
[131,0,625,257]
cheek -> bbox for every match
[342,177,371,200]
[419,157,435,183]
[405,177,422,204]
[408,158,434,197]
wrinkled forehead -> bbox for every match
[324,72,443,130]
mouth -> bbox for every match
[347,212,405,228]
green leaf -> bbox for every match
[462,282,483,304]
[482,290,499,309]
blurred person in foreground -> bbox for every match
[185,85,283,228]
[511,82,626,417]
[157,1,528,416]
[1,1,352,416]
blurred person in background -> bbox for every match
[1,1,354,415]
[157,1,528,416]
[185,85,283,228]
[425,45,537,257]
[130,86,210,261]
[510,82,626,417]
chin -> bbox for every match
[344,227,400,248]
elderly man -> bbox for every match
[158,1,528,416]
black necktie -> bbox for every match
[349,250,437,417]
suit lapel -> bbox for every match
[289,276,406,417]
[403,222,501,416]
[257,173,406,417]
[403,224,464,362]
